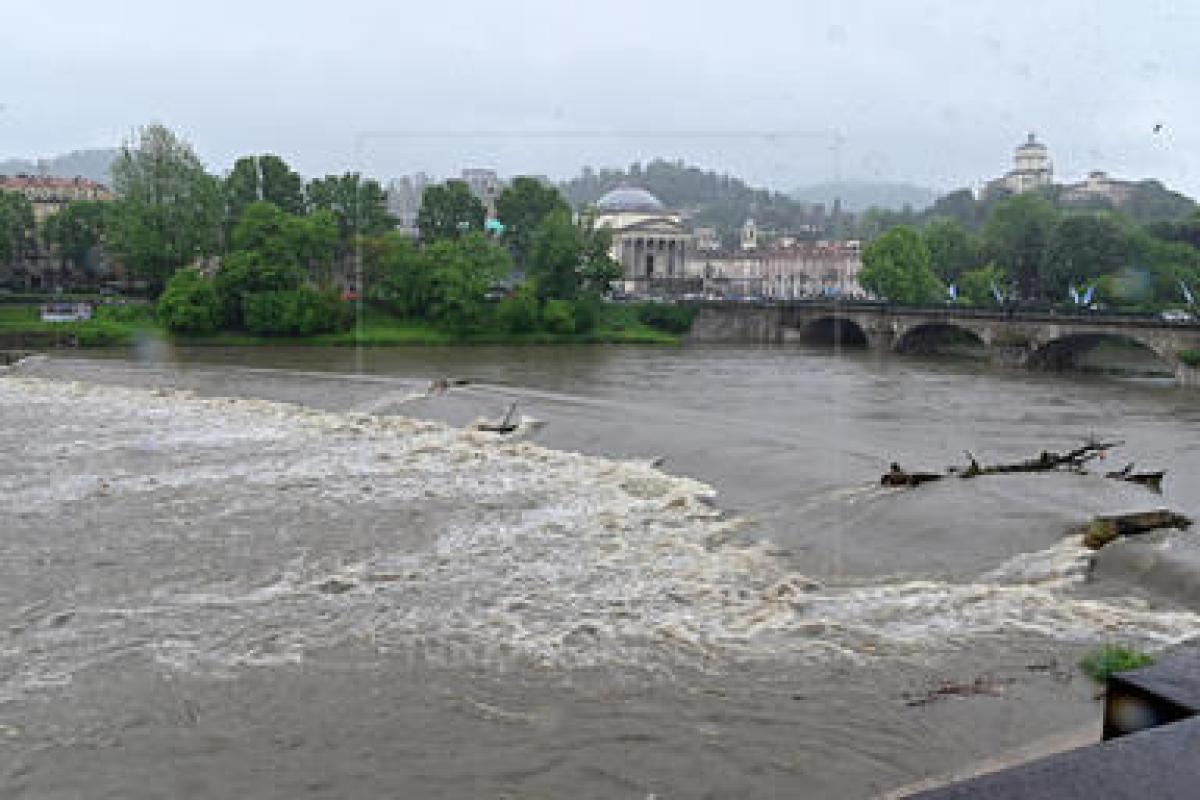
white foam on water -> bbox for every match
[2,375,1198,687]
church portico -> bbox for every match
[591,187,694,293]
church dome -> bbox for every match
[596,186,665,212]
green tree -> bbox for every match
[213,250,305,328]
[424,232,511,331]
[42,200,108,274]
[527,209,620,301]
[496,177,570,268]
[923,217,980,284]
[242,287,349,335]
[306,173,394,245]
[982,194,1057,301]
[541,298,575,334]
[224,154,306,231]
[228,201,339,286]
[528,209,581,301]
[496,283,540,333]
[417,180,486,243]
[1043,213,1130,302]
[958,263,1007,307]
[577,215,621,295]
[0,191,36,266]
[106,124,223,294]
[157,268,222,334]
[858,225,942,304]
[365,232,430,317]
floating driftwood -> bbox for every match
[1104,463,1166,493]
[1078,509,1192,549]
[477,401,520,434]
[881,463,944,487]
[882,439,1166,492]
[958,439,1122,478]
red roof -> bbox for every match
[0,174,111,192]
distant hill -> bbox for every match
[560,159,840,246]
[0,148,119,186]
[791,181,939,213]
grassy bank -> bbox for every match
[181,307,682,346]
[1,304,685,348]
[0,304,157,346]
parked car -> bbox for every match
[1159,309,1194,322]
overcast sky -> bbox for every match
[2,0,1197,195]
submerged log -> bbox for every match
[1081,509,1192,549]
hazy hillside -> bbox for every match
[561,159,837,246]
[791,181,939,213]
[0,148,119,186]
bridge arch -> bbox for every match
[1029,332,1175,375]
[894,322,987,356]
[798,315,869,347]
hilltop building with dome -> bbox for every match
[986,132,1054,195]
[589,187,692,292]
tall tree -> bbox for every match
[106,124,223,293]
[982,194,1057,301]
[424,232,511,331]
[224,154,306,229]
[496,176,570,269]
[528,209,620,301]
[306,173,394,245]
[0,192,35,266]
[364,233,429,317]
[42,200,109,274]
[417,180,485,243]
[858,225,942,304]
[1043,213,1130,301]
[922,217,980,284]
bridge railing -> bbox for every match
[729,298,1200,330]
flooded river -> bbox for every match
[2,344,1199,798]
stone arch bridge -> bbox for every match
[689,302,1200,384]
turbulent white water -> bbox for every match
[2,375,1197,696]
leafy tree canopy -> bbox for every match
[417,180,486,243]
[306,172,394,245]
[42,200,108,272]
[496,177,569,269]
[225,154,306,228]
[106,124,223,293]
[859,225,942,304]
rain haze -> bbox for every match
[1,0,1197,194]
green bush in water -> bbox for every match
[1080,644,1153,682]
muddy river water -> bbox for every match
[2,343,1199,798]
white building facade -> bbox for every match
[590,187,692,293]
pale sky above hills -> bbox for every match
[2,0,1196,195]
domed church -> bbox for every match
[590,187,691,293]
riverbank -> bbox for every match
[0,304,684,348]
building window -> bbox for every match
[646,254,655,277]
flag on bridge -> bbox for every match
[947,284,957,301]
[1181,280,1196,306]
[1082,285,1096,305]
[1069,285,1080,305]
